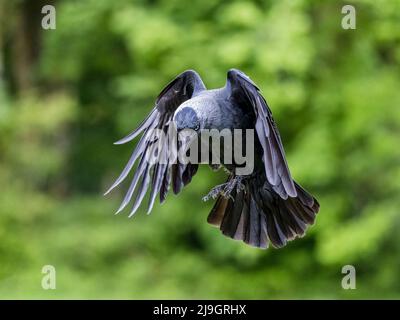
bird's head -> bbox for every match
[173,107,202,132]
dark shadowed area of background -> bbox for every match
[0,0,399,299]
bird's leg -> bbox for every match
[202,175,246,202]
[209,163,221,172]
[202,183,227,202]
[221,175,245,198]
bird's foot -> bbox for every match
[221,175,245,198]
[202,176,245,202]
[202,183,227,202]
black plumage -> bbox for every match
[105,69,319,249]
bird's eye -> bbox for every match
[194,124,200,131]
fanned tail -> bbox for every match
[207,174,319,249]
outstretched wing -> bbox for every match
[225,69,297,199]
[105,70,206,216]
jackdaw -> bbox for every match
[105,69,319,249]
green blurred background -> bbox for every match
[0,0,399,299]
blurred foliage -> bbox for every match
[0,0,400,298]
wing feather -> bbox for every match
[226,69,297,199]
[106,70,206,215]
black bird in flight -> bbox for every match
[105,69,319,249]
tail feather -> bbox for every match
[207,196,228,227]
[207,175,319,249]
[220,189,243,236]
